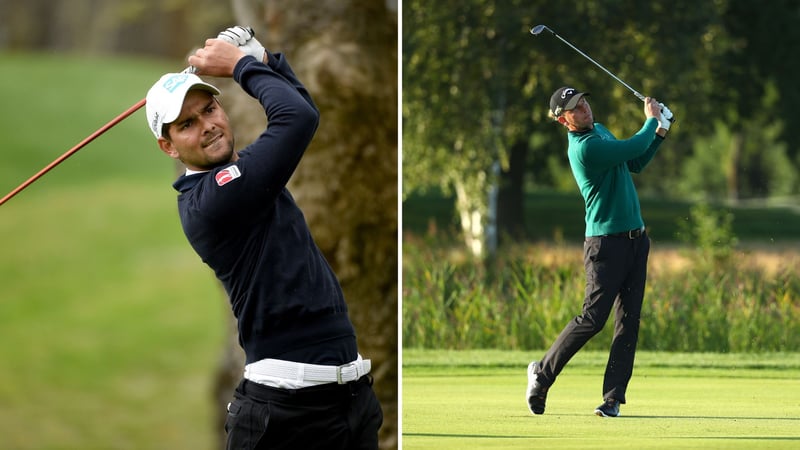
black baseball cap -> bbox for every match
[550,87,590,117]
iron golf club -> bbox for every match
[530,24,646,102]
[0,66,196,207]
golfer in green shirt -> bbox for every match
[526,87,673,418]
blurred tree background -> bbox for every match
[403,0,800,256]
[0,0,233,58]
[1,0,398,448]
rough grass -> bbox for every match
[402,238,800,352]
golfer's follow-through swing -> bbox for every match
[144,26,383,448]
[526,24,675,418]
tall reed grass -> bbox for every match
[403,236,800,352]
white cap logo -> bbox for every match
[162,74,189,93]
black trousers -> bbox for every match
[225,376,383,450]
[538,233,650,404]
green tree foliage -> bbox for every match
[676,202,739,272]
[404,0,521,253]
[676,90,797,201]
[704,0,800,201]
[403,0,800,251]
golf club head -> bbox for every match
[529,25,552,36]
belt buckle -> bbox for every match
[336,361,357,384]
[628,228,642,239]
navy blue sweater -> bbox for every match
[172,54,357,366]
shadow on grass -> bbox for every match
[676,436,800,441]
[403,433,542,439]
[404,432,800,441]
[619,415,800,422]
[528,413,800,422]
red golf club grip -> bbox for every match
[0,98,147,207]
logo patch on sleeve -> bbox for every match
[215,165,242,186]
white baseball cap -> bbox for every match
[145,73,221,139]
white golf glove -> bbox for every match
[658,102,674,130]
[217,26,266,62]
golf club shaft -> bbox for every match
[0,66,196,207]
[532,25,646,102]
[0,98,146,207]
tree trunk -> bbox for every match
[497,138,528,241]
[455,179,486,257]
[727,131,743,203]
[214,1,398,448]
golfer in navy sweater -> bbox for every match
[145,27,382,449]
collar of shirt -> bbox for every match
[185,168,211,176]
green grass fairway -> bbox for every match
[402,350,800,449]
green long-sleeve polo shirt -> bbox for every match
[567,117,663,237]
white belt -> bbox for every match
[245,354,371,385]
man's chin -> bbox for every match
[206,146,236,166]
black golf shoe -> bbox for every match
[594,398,620,417]
[526,361,549,415]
